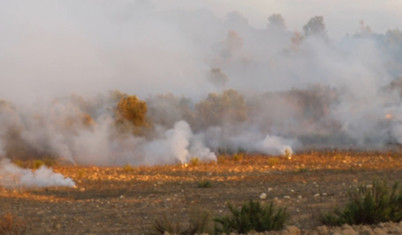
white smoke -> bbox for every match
[143,121,216,165]
[256,135,294,156]
[200,126,296,156]
[0,159,75,188]
[0,0,400,180]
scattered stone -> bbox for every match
[260,193,267,200]
[313,193,320,197]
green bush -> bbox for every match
[150,210,211,235]
[321,180,402,226]
[214,200,289,234]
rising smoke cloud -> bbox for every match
[0,159,75,188]
[0,0,402,188]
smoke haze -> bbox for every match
[0,0,401,187]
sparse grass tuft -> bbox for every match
[296,167,309,173]
[77,168,87,179]
[42,158,57,167]
[13,160,24,168]
[0,213,26,234]
[232,153,244,162]
[33,160,44,169]
[197,180,212,188]
[390,153,401,160]
[123,164,135,172]
[320,180,402,226]
[267,157,280,166]
[217,155,226,164]
[189,157,200,166]
[150,209,212,235]
[214,200,289,234]
[12,158,57,169]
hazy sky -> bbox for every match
[0,0,401,102]
[154,0,402,38]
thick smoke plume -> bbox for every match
[0,1,402,187]
[0,159,75,188]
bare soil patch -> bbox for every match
[1,151,401,234]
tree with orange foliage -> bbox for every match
[115,95,150,134]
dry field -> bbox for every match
[1,150,401,234]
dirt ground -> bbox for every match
[1,150,401,234]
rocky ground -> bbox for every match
[0,151,401,234]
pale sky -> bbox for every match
[153,0,402,38]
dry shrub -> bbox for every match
[197,180,212,188]
[196,89,247,129]
[115,95,148,126]
[214,200,289,234]
[115,95,150,134]
[150,209,212,235]
[321,180,402,225]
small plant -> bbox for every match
[217,155,226,164]
[0,213,26,234]
[267,157,280,166]
[190,157,200,166]
[42,157,57,167]
[13,160,24,168]
[232,153,244,162]
[296,167,309,173]
[33,160,44,169]
[214,200,289,234]
[320,180,402,226]
[77,168,87,179]
[390,154,401,160]
[123,164,135,172]
[150,210,212,235]
[198,180,212,188]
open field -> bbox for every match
[1,151,401,234]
